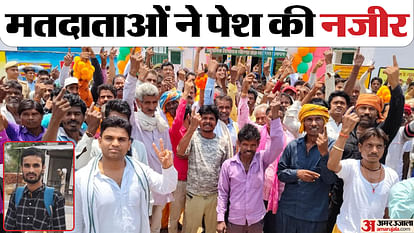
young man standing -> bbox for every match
[176,105,231,233]
[327,108,399,233]
[216,95,284,233]
[74,117,177,233]
[5,147,66,230]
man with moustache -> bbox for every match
[2,61,30,98]
[216,95,284,233]
[112,75,125,99]
[0,80,24,124]
[42,90,87,145]
[177,105,231,233]
[4,147,66,230]
[74,117,177,233]
[123,51,173,233]
[276,103,337,233]
[328,114,399,233]
[327,55,404,232]
[0,99,45,141]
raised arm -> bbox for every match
[145,47,154,68]
[171,80,192,135]
[323,49,335,100]
[359,63,375,94]
[262,94,284,168]
[238,73,255,129]
[59,49,73,87]
[193,47,203,72]
[106,47,117,84]
[75,103,102,170]
[123,49,144,138]
[344,47,364,97]
[89,47,104,102]
[309,58,324,88]
[327,107,359,173]
[204,57,218,105]
[176,109,200,158]
[381,55,404,152]
[99,47,108,84]
[42,88,70,141]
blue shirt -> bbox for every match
[214,118,237,147]
[42,113,88,131]
[277,136,337,222]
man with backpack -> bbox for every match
[4,147,66,230]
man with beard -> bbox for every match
[276,103,337,233]
[176,105,231,233]
[326,91,350,139]
[327,55,404,233]
[42,89,87,145]
[0,99,45,141]
[4,147,66,230]
[248,88,258,120]
[159,89,182,127]
[112,75,125,99]
[0,80,24,124]
[216,96,284,233]
[215,95,238,153]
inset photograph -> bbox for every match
[3,141,74,231]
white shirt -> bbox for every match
[326,116,342,140]
[336,159,399,233]
[75,133,149,170]
[385,127,412,180]
[74,156,178,233]
[0,103,16,124]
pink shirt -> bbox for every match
[217,119,284,225]
[169,98,188,181]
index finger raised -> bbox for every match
[88,102,95,112]
[392,55,398,67]
[159,138,165,152]
[56,87,66,101]
[345,106,355,115]
[355,47,360,55]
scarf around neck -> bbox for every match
[136,108,169,132]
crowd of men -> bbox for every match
[0,47,413,233]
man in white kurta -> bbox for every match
[74,116,177,233]
[123,71,173,233]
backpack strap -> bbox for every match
[14,187,25,207]
[44,186,54,216]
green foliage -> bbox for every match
[4,142,48,173]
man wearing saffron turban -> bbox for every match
[276,103,337,233]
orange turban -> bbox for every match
[355,94,384,121]
[298,104,329,133]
